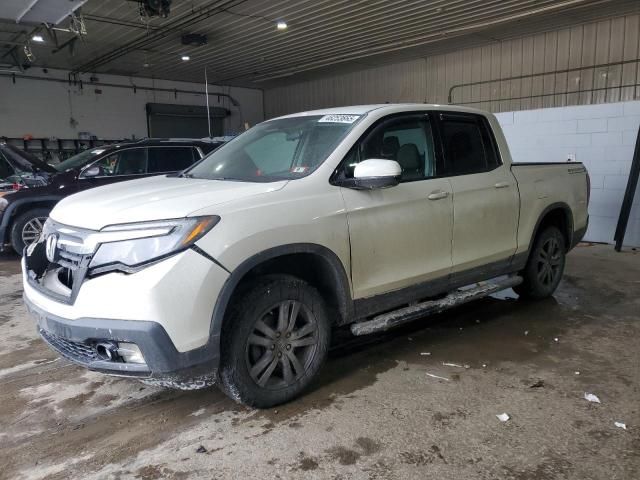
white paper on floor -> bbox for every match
[584,392,601,403]
[496,413,510,422]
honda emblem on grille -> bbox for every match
[45,234,58,262]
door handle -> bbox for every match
[494,182,510,189]
[427,190,450,200]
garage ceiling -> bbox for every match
[0,0,638,88]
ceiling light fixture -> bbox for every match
[181,55,190,61]
[276,20,287,30]
[31,35,44,43]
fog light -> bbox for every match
[117,342,145,364]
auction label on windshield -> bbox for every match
[318,114,360,124]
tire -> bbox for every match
[10,208,51,255]
[514,226,566,300]
[219,275,331,408]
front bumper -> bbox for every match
[22,245,230,389]
[25,294,221,389]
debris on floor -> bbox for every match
[442,362,470,369]
[529,380,545,388]
[614,422,627,430]
[196,445,207,453]
[426,372,449,381]
[584,392,601,403]
[496,413,510,422]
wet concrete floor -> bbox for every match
[0,244,638,479]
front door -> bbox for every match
[337,113,453,301]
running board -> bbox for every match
[350,275,523,336]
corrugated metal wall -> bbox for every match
[265,13,640,117]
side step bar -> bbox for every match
[350,275,523,336]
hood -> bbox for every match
[51,175,288,230]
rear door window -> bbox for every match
[148,147,197,173]
[439,114,500,175]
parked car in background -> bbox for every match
[0,138,224,253]
[0,142,57,191]
[22,104,589,407]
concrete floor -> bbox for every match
[0,244,638,480]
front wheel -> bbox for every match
[10,208,51,255]
[219,276,331,408]
[514,226,566,299]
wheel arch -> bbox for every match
[210,243,354,340]
[529,202,574,253]
[1,196,61,242]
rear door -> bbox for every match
[436,112,518,279]
[337,113,453,300]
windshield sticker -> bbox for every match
[291,166,308,174]
[318,114,360,124]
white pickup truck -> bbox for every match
[23,104,589,407]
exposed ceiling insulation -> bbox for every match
[0,0,638,88]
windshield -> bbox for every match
[185,114,361,182]
[55,147,111,172]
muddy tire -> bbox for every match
[219,275,331,408]
[10,208,50,255]
[515,226,566,300]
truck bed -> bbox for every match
[510,161,589,255]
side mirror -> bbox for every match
[82,165,102,178]
[350,159,401,190]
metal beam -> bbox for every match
[614,127,640,251]
[15,0,40,24]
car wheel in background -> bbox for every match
[219,275,331,408]
[10,208,50,255]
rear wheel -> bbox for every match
[515,226,566,299]
[219,276,330,408]
[10,208,50,255]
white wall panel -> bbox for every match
[497,100,640,247]
[0,68,264,139]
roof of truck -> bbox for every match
[272,103,490,120]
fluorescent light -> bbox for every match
[276,21,287,30]
[181,55,190,61]
[32,35,44,43]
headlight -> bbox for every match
[88,216,219,273]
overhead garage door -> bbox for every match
[146,103,229,138]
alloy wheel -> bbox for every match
[536,236,562,287]
[245,300,319,390]
[21,217,47,246]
